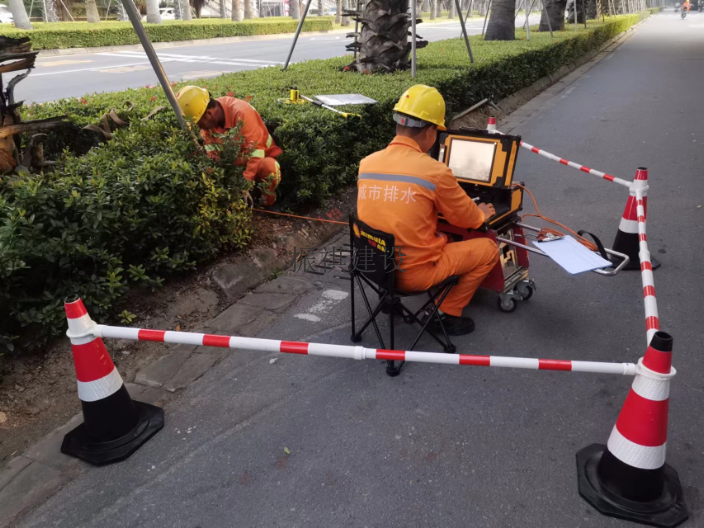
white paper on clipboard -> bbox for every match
[533,236,612,275]
[314,94,377,106]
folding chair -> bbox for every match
[348,215,459,377]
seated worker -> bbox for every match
[357,85,499,335]
[682,0,690,10]
[176,86,283,206]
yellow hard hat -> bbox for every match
[393,84,446,131]
[176,85,210,123]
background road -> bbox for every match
[22,16,539,103]
[17,13,704,528]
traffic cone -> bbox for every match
[612,167,661,270]
[61,296,164,465]
[576,332,688,528]
[487,116,497,134]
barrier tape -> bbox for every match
[636,189,659,345]
[88,324,637,376]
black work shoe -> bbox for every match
[427,313,475,336]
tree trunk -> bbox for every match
[244,0,253,17]
[181,0,193,19]
[146,0,162,22]
[290,0,300,18]
[586,0,597,18]
[117,0,130,20]
[9,0,32,27]
[341,0,351,24]
[43,0,60,21]
[317,0,323,14]
[232,0,242,19]
[430,0,436,17]
[539,0,566,29]
[448,0,455,16]
[485,0,515,39]
[335,0,342,21]
[85,0,101,22]
[566,0,585,22]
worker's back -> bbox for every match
[357,135,485,272]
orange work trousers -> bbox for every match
[395,238,498,317]
[251,157,281,206]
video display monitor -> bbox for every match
[447,138,496,183]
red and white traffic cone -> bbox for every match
[576,332,688,527]
[613,167,661,270]
[61,296,164,465]
[487,117,497,134]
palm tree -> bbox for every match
[429,0,436,18]
[484,0,515,40]
[146,0,162,22]
[347,0,427,72]
[317,0,324,14]
[192,0,206,17]
[290,0,300,18]
[447,0,455,17]
[335,0,342,22]
[232,0,242,20]
[244,0,253,18]
[539,0,566,29]
[9,0,32,29]
[85,0,101,23]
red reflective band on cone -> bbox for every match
[643,286,656,297]
[72,339,115,382]
[488,117,496,124]
[459,355,491,366]
[643,348,672,375]
[203,334,231,348]
[539,359,572,371]
[65,299,88,319]
[646,317,659,331]
[138,329,166,342]
[376,350,406,361]
[615,389,669,447]
[280,341,309,354]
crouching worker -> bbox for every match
[176,86,283,206]
[356,85,499,335]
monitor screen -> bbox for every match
[447,138,496,183]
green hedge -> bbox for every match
[4,13,650,355]
[0,17,334,50]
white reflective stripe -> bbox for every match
[647,329,658,345]
[77,368,123,402]
[96,325,139,340]
[618,218,639,233]
[229,336,280,352]
[607,426,666,470]
[571,361,635,375]
[644,297,659,319]
[164,331,204,345]
[632,373,670,401]
[307,343,356,359]
[266,135,273,148]
[406,351,460,365]
[251,149,265,158]
[490,357,539,369]
[70,334,99,346]
[66,313,94,338]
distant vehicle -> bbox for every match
[0,5,14,24]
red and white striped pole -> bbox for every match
[636,189,660,346]
[486,117,631,188]
[576,332,688,526]
[90,323,637,376]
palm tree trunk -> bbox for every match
[485,0,515,39]
[244,0,253,17]
[85,0,101,22]
[43,0,59,21]
[448,0,455,16]
[290,0,301,18]
[232,0,242,19]
[9,0,32,28]
[539,0,565,28]
[335,0,342,21]
[341,0,351,24]
[430,0,436,17]
[146,0,162,22]
[181,0,193,19]
[317,0,323,13]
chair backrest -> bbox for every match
[349,216,396,292]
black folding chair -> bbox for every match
[348,216,459,377]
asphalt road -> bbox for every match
[21,16,539,103]
[17,13,704,528]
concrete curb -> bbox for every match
[0,17,648,526]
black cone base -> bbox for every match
[613,231,662,270]
[61,401,164,466]
[576,444,688,528]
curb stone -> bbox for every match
[0,20,647,524]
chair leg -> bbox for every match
[352,276,386,349]
[385,360,403,377]
[407,285,457,353]
[350,271,356,342]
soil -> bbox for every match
[0,189,355,466]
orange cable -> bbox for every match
[512,183,598,252]
[252,208,347,225]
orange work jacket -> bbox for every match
[357,135,486,271]
[201,96,283,181]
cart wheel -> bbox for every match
[497,297,517,313]
[516,285,533,301]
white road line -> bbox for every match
[33,59,174,76]
[100,51,282,65]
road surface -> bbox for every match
[17,12,704,528]
[23,16,539,103]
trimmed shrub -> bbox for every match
[0,18,333,50]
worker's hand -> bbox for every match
[478,202,496,219]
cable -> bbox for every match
[252,208,347,225]
[512,183,598,252]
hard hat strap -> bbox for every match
[393,112,429,128]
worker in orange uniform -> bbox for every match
[357,85,498,335]
[176,86,283,207]
[682,0,690,10]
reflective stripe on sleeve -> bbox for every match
[266,135,273,148]
[251,149,265,158]
[359,172,436,191]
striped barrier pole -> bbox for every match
[486,118,631,189]
[75,322,638,376]
[636,189,660,345]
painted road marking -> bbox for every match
[179,70,226,80]
[99,51,281,67]
[33,59,175,76]
[295,289,349,322]
[100,64,153,73]
[36,59,93,67]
